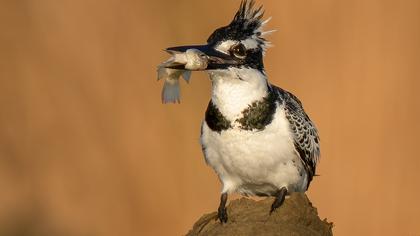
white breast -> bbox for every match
[209,68,269,122]
[200,105,309,196]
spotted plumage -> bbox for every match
[163,0,321,223]
[272,85,320,188]
[201,83,320,190]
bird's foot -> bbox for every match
[270,187,288,214]
[217,206,228,223]
[217,192,228,223]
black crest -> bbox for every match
[207,0,268,45]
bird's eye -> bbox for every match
[231,43,246,59]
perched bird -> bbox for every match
[164,0,320,223]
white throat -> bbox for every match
[208,68,268,122]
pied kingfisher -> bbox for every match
[165,0,320,223]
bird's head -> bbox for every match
[165,0,273,77]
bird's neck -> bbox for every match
[209,69,268,121]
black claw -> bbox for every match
[217,192,228,223]
[270,187,288,214]
[269,204,278,214]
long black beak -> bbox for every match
[165,44,237,70]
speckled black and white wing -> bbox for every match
[271,85,321,189]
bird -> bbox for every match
[164,0,320,223]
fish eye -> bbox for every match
[231,43,246,59]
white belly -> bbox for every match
[200,107,308,196]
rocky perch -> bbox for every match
[186,193,333,236]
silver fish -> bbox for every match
[157,49,208,103]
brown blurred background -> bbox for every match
[1,0,419,235]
